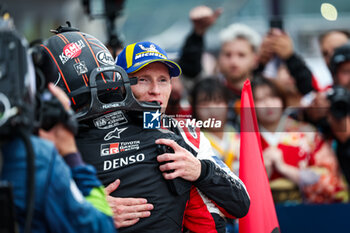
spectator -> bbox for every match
[190,77,242,232]
[330,42,350,90]
[216,23,262,130]
[165,76,192,118]
[259,28,314,95]
[319,30,350,68]
[172,5,222,118]
[304,30,350,125]
[326,43,350,185]
[190,78,240,173]
[218,23,261,96]
[0,23,115,233]
[179,8,262,130]
[272,64,303,108]
[251,77,347,203]
[178,5,222,79]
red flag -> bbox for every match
[239,80,280,233]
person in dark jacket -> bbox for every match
[0,21,115,233]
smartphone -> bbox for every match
[269,17,284,30]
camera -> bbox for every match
[327,85,350,119]
[269,16,283,30]
[35,89,78,135]
[0,22,35,139]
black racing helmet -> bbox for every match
[33,24,160,121]
[330,41,350,76]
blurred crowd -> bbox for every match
[168,5,350,205]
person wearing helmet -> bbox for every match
[36,25,250,233]
[0,22,115,233]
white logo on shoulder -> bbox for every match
[104,126,127,141]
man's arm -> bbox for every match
[178,31,204,78]
[269,29,315,95]
[156,132,250,218]
[43,148,115,233]
[39,84,115,232]
[193,132,250,218]
[178,6,222,78]
[104,179,154,229]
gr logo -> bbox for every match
[100,143,119,156]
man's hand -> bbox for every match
[263,146,284,176]
[156,138,201,182]
[306,92,330,121]
[269,28,294,60]
[265,146,285,173]
[105,179,154,229]
[189,5,222,36]
[258,35,274,65]
[39,124,77,156]
[47,83,71,110]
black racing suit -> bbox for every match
[76,111,250,233]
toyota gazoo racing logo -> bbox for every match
[101,143,120,156]
[100,141,140,156]
[59,40,86,64]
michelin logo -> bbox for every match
[143,110,161,129]
[135,52,166,60]
[135,43,166,60]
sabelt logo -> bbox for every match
[101,143,120,156]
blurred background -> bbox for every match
[4,0,350,87]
